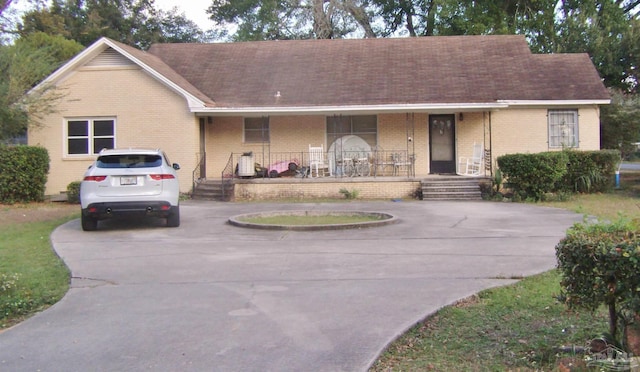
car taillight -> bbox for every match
[83,175,107,182]
[149,174,175,180]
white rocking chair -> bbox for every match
[458,142,484,176]
[309,144,330,177]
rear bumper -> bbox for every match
[82,201,177,220]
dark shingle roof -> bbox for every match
[144,35,609,108]
[110,40,215,105]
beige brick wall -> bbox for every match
[28,66,199,195]
[378,113,429,176]
[454,112,486,174]
[490,106,601,170]
[204,107,601,179]
[207,113,431,178]
[233,179,421,200]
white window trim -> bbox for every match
[64,117,117,157]
[548,109,579,149]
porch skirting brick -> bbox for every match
[232,177,421,201]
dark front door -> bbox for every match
[429,114,456,174]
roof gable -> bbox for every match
[34,37,214,109]
[84,48,135,67]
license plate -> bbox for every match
[120,176,137,185]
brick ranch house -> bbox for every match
[29,35,609,200]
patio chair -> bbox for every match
[309,144,331,177]
[458,142,484,176]
[392,152,412,176]
[371,146,393,176]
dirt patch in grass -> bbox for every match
[0,202,78,227]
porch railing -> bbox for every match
[221,150,415,180]
[192,152,205,194]
[221,153,234,200]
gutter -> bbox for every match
[191,102,510,117]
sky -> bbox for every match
[7,0,215,31]
[151,0,214,30]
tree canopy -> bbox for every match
[0,32,83,141]
[17,0,208,49]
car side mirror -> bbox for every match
[173,163,180,170]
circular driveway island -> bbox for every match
[0,200,581,371]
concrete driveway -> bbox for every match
[0,200,581,371]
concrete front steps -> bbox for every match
[420,176,486,201]
[191,180,234,201]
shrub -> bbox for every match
[497,150,620,200]
[560,149,619,193]
[497,152,568,201]
[66,181,81,204]
[0,145,49,204]
[556,218,640,344]
[339,188,359,199]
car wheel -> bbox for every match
[167,206,180,227]
[81,213,98,231]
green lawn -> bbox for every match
[371,270,608,371]
[0,206,78,329]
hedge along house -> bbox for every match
[29,35,609,200]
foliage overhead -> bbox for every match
[600,90,640,158]
[17,0,208,49]
[0,32,83,141]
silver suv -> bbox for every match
[80,148,181,231]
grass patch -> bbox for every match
[0,205,78,329]
[371,271,607,371]
[539,171,640,221]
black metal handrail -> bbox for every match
[192,152,204,194]
[221,153,234,200]
[223,150,415,179]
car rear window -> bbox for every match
[97,155,163,168]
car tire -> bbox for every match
[167,206,180,227]
[81,213,98,231]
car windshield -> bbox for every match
[97,154,163,168]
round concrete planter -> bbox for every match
[228,210,398,231]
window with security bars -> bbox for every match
[548,110,578,148]
[244,117,270,143]
[66,118,115,155]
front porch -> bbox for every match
[192,175,489,202]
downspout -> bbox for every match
[488,111,493,176]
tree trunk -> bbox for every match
[343,0,376,38]
[313,0,334,39]
[609,301,618,341]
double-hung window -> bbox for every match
[548,110,578,148]
[66,118,115,155]
[244,117,270,143]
